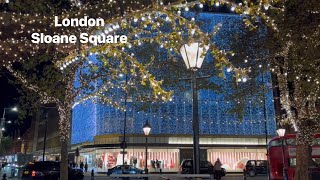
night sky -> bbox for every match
[0,67,30,137]
[0,68,19,111]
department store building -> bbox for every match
[71,12,277,172]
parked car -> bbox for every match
[107,165,144,176]
[244,160,268,177]
[179,159,226,176]
[21,161,84,180]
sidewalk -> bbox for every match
[0,171,19,180]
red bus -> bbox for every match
[268,134,320,180]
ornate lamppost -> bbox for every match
[276,128,288,180]
[143,121,151,175]
[180,42,208,174]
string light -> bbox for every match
[1,0,284,67]
[1,0,316,147]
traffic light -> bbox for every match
[75,147,79,157]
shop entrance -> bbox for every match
[179,149,207,164]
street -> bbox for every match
[0,171,267,180]
[83,174,268,180]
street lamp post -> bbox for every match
[143,121,151,175]
[1,106,18,123]
[40,106,56,161]
[121,73,128,166]
[180,42,208,174]
[260,68,270,179]
[1,107,18,139]
[42,112,48,161]
[276,128,288,180]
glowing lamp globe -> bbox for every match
[276,128,286,137]
[12,107,18,112]
[180,42,208,70]
[143,122,151,136]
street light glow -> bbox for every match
[180,42,208,70]
[276,128,286,137]
[12,107,18,112]
[143,121,151,136]
[242,77,248,82]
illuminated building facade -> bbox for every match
[71,13,277,172]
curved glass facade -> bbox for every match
[71,13,276,145]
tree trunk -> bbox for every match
[57,103,72,180]
[294,134,313,180]
[60,140,69,180]
[294,117,317,180]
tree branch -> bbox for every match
[6,65,60,105]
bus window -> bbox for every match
[312,158,320,166]
[286,139,296,146]
[289,157,320,168]
[270,139,282,147]
[312,139,320,146]
[289,158,296,167]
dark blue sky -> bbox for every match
[0,68,19,111]
[0,68,28,137]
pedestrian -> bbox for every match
[151,160,155,168]
[156,159,159,169]
[85,162,88,172]
[214,158,222,180]
[80,161,84,170]
[2,173,6,180]
[10,168,15,178]
[91,169,94,180]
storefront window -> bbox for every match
[79,148,266,172]
[79,148,180,172]
[208,148,267,172]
